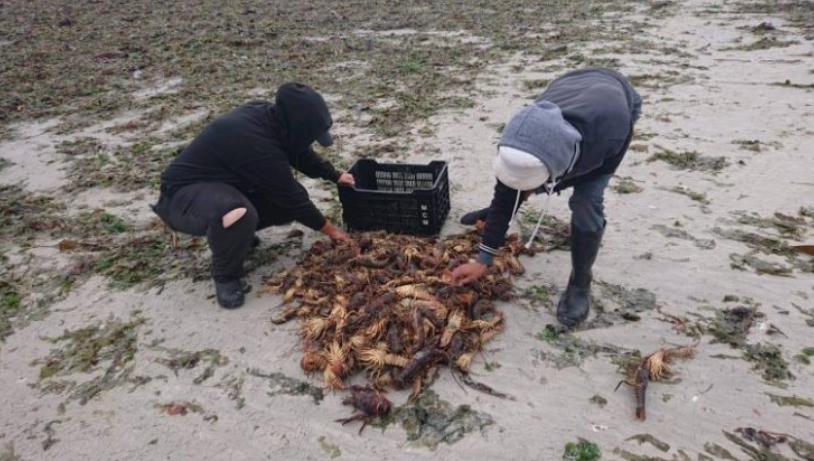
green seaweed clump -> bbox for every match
[743,343,794,385]
[790,438,814,460]
[0,280,22,341]
[155,348,228,384]
[738,36,799,51]
[37,317,145,379]
[384,390,494,449]
[707,305,763,347]
[670,186,709,204]
[733,139,762,153]
[715,228,797,257]
[612,177,643,194]
[65,142,182,193]
[92,233,209,288]
[563,438,601,461]
[55,137,106,157]
[520,212,570,252]
[652,224,716,250]
[248,369,324,404]
[218,375,246,410]
[625,434,671,452]
[534,325,603,369]
[34,316,150,405]
[765,393,813,407]
[793,304,814,328]
[735,211,807,239]
[722,429,804,461]
[714,227,814,274]
[730,253,793,277]
[523,284,559,309]
[648,147,728,172]
[589,395,608,407]
[0,185,65,241]
[704,442,739,460]
[581,282,657,329]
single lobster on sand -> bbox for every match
[615,344,697,421]
[335,385,392,434]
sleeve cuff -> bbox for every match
[306,216,327,232]
[327,168,342,183]
[477,250,495,266]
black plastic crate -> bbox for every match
[338,159,450,236]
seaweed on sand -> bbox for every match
[0,185,65,242]
[0,280,22,342]
[535,324,633,369]
[376,390,494,449]
[563,438,601,461]
[33,315,151,405]
[742,343,794,385]
[647,146,728,172]
[154,347,228,385]
[707,304,764,348]
[248,369,324,405]
[581,282,658,329]
[612,177,644,194]
[0,0,637,132]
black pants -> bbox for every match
[154,183,293,282]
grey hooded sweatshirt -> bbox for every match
[539,67,638,185]
[478,68,639,263]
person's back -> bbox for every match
[161,101,293,196]
[540,68,639,184]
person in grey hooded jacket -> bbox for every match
[451,68,642,328]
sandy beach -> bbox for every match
[1,0,813,459]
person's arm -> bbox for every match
[236,155,328,231]
[293,147,342,182]
[451,180,525,286]
[477,180,524,265]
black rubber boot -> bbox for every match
[460,207,489,225]
[556,226,604,328]
[215,278,245,309]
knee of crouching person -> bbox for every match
[221,205,258,230]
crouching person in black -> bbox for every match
[153,83,354,309]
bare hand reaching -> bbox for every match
[338,172,355,187]
[320,221,350,242]
[450,262,488,286]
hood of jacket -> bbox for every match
[274,83,333,153]
[497,100,582,184]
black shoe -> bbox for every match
[215,279,245,309]
[460,207,489,225]
[556,226,604,328]
[252,234,261,248]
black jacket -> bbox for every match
[159,84,340,231]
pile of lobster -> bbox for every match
[263,230,528,395]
